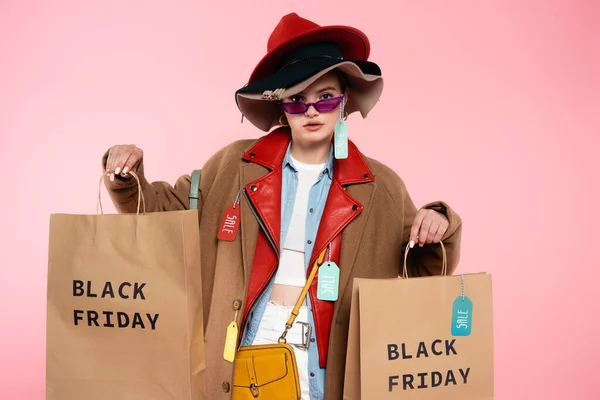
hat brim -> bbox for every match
[236,61,384,132]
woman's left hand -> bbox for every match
[409,208,449,247]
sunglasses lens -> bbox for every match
[315,97,342,112]
[281,102,306,114]
[280,96,343,114]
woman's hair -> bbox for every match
[333,70,350,92]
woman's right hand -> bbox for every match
[105,144,143,181]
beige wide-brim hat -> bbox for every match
[236,61,384,132]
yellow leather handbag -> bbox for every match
[231,250,326,399]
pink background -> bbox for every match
[1,0,599,398]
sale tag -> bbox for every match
[451,296,473,336]
[317,262,340,301]
[223,320,238,362]
[217,194,240,241]
[333,119,348,159]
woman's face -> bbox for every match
[282,72,348,148]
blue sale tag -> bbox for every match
[317,262,340,301]
[451,296,473,336]
[333,120,348,159]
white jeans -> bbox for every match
[252,302,310,400]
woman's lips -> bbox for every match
[304,122,323,131]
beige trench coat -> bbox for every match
[103,130,462,399]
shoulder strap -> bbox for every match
[189,169,201,210]
[278,247,328,343]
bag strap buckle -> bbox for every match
[292,321,312,350]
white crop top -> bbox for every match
[274,155,326,287]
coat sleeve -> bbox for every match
[398,180,463,277]
[101,150,195,213]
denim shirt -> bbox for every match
[240,142,334,400]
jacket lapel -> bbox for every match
[239,163,267,281]
[336,181,375,294]
[238,128,289,299]
[308,139,375,272]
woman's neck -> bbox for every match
[289,140,330,164]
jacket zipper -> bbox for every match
[242,188,279,257]
[238,188,280,348]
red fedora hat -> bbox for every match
[247,12,372,85]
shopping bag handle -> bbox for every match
[97,170,146,215]
[402,240,447,278]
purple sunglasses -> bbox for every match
[278,95,344,115]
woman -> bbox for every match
[102,13,462,400]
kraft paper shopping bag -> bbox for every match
[344,243,494,400]
[46,172,205,399]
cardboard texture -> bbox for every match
[46,209,205,399]
[343,273,494,400]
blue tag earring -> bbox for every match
[333,96,348,159]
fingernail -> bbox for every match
[115,167,121,174]
[122,167,129,174]
[110,173,114,182]
[409,240,415,248]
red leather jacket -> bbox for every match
[237,128,374,368]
